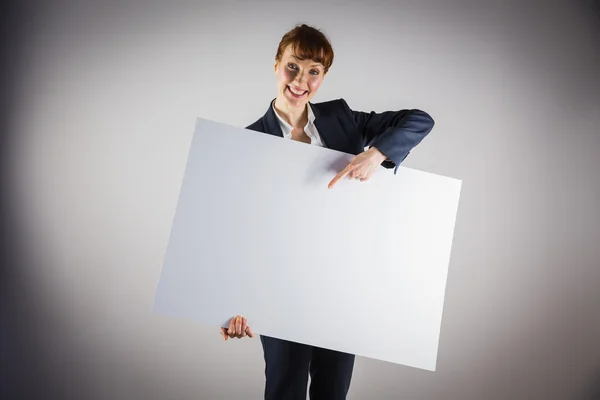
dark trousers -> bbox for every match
[260,335,355,400]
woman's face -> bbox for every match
[274,44,326,109]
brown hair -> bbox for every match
[275,24,334,73]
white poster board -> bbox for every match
[153,117,462,371]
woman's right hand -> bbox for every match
[220,315,254,341]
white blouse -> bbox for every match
[271,101,325,148]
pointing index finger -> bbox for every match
[328,164,353,189]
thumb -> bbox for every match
[245,325,254,338]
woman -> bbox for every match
[220,24,435,400]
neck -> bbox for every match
[273,97,308,128]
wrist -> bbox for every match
[369,147,389,163]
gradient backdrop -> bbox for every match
[2,0,600,399]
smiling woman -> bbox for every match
[221,23,435,400]
[274,24,333,106]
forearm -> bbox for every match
[368,109,435,171]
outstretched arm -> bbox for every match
[328,100,435,188]
[341,98,435,172]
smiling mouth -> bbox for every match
[287,85,308,98]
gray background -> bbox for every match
[2,0,599,399]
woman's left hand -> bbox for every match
[328,147,389,189]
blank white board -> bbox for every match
[153,117,462,371]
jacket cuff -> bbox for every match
[371,140,410,175]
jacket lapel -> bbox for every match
[262,98,284,138]
[311,102,354,154]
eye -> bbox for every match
[287,63,298,70]
[310,70,320,75]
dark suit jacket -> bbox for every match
[245,98,435,173]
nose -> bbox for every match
[294,70,306,84]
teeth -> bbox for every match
[289,86,306,95]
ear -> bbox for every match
[274,58,279,73]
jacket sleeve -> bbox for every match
[339,98,435,173]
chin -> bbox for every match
[288,98,307,107]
